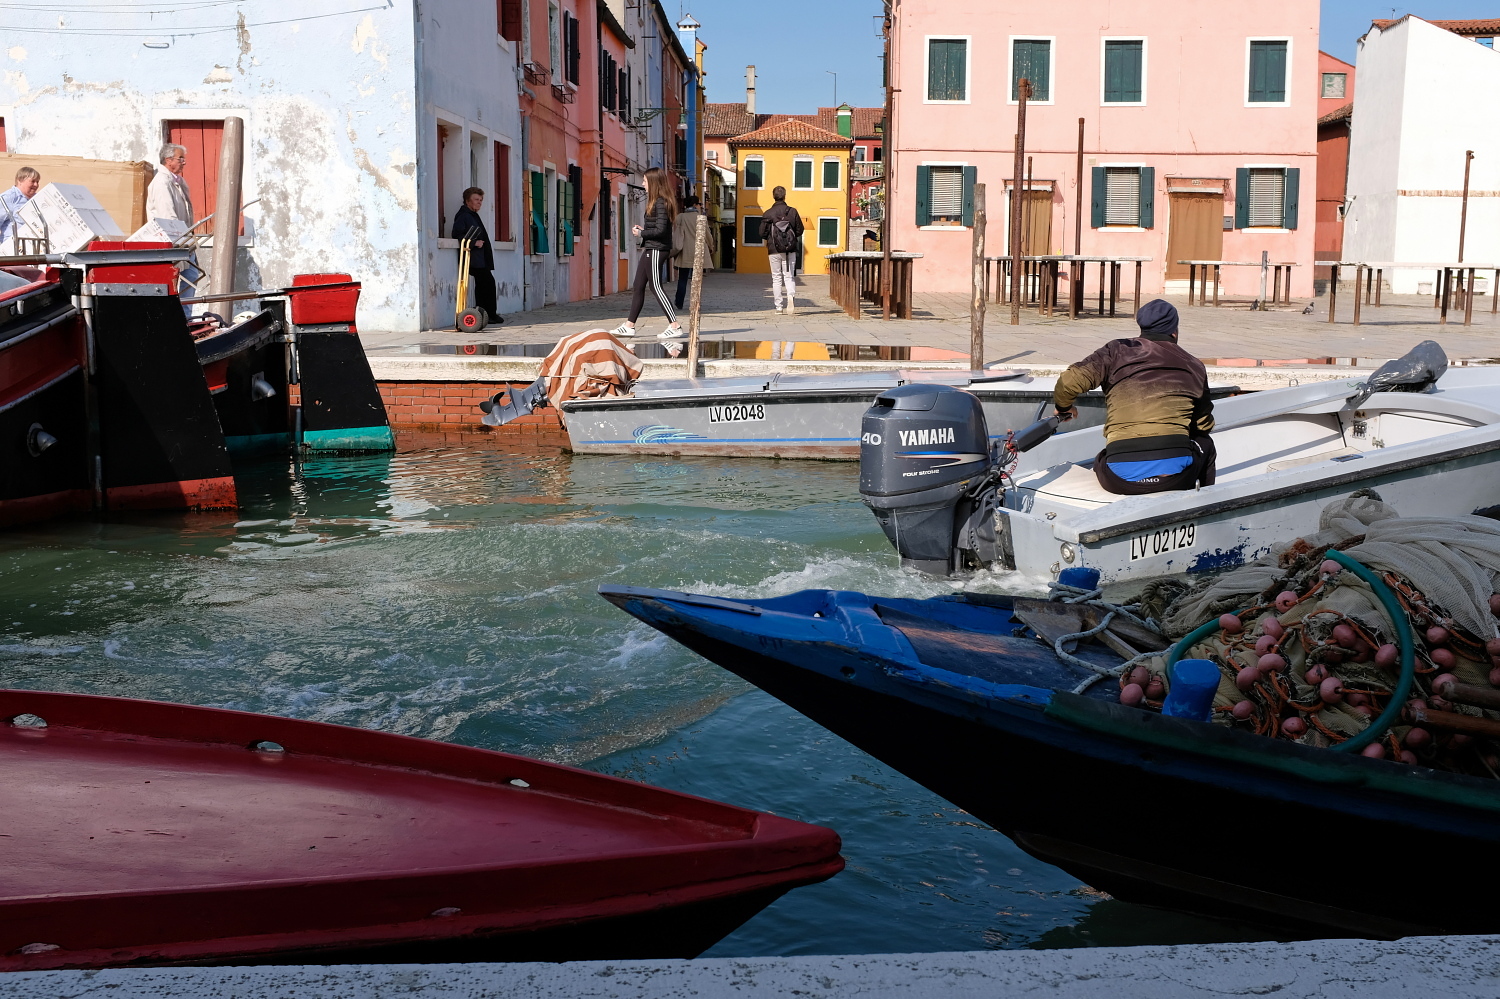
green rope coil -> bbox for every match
[1164,549,1415,754]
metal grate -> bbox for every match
[1104,168,1140,225]
[1247,169,1285,227]
[929,166,964,219]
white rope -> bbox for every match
[1043,581,1166,693]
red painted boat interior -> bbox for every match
[0,690,843,968]
[0,319,86,410]
[83,241,178,293]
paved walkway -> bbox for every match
[361,272,1500,365]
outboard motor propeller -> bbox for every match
[859,384,1060,576]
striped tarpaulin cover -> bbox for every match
[539,328,643,405]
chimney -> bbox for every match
[746,64,756,115]
[837,104,852,138]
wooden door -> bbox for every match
[165,120,224,225]
[1024,190,1053,255]
[1166,193,1223,280]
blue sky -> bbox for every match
[689,1,1499,111]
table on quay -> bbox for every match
[1178,260,1298,308]
[1319,260,1500,327]
[983,255,1150,318]
[825,251,924,319]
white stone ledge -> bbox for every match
[4,936,1500,998]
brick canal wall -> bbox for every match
[376,379,568,444]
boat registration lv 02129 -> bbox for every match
[1130,521,1197,561]
[708,403,766,424]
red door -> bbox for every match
[165,120,223,225]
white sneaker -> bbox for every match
[657,323,685,339]
[612,322,638,337]
[786,301,797,315]
[775,305,785,314]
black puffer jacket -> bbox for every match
[639,197,673,252]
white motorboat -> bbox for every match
[1000,364,1500,584]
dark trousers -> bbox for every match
[469,269,497,317]
[1093,435,1217,495]
[674,267,696,310]
[628,248,677,324]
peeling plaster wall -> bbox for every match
[417,0,524,326]
[0,3,420,332]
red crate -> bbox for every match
[288,272,361,325]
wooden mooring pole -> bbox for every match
[684,213,708,373]
[970,183,986,368]
[1008,80,1031,326]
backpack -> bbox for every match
[769,216,800,254]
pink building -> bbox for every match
[889,0,1320,300]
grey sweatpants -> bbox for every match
[769,252,796,309]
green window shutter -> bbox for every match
[530,171,549,254]
[745,158,763,188]
[1283,168,1300,229]
[1104,40,1142,102]
[928,39,966,100]
[1234,168,1250,229]
[1090,166,1105,228]
[915,165,932,226]
[1013,40,1050,101]
[1138,167,1155,228]
[743,215,762,246]
[822,159,840,189]
[961,166,977,228]
[793,159,813,189]
[818,217,838,246]
[1248,41,1287,102]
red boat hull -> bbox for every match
[0,690,843,969]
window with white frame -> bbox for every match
[1011,38,1052,101]
[926,37,968,102]
[853,146,867,162]
[1248,39,1289,103]
[1104,168,1141,225]
[743,156,764,189]
[793,156,813,190]
[742,214,764,246]
[817,216,840,247]
[927,165,965,225]
[1245,168,1286,226]
[1102,39,1144,103]
[821,157,841,190]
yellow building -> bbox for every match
[729,119,852,275]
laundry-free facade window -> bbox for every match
[926,37,968,102]
[494,141,512,241]
[915,164,976,227]
[1321,72,1346,99]
[742,214,764,246]
[529,170,549,253]
[822,158,841,190]
[1011,38,1052,101]
[817,217,840,247]
[498,0,523,43]
[1090,166,1154,228]
[1248,39,1289,103]
[1102,39,1144,103]
[743,157,764,189]
[1234,167,1300,229]
[793,157,813,190]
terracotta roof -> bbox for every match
[704,103,885,140]
[729,118,854,148]
[1318,101,1353,126]
[1372,16,1500,36]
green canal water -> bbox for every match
[0,437,1270,956]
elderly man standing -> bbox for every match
[0,166,41,244]
[147,143,194,227]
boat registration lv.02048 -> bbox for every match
[708,403,766,424]
[1129,521,1197,561]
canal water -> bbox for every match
[0,436,1269,956]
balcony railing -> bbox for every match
[851,162,884,182]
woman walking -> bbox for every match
[614,167,683,339]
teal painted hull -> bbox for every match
[301,425,395,452]
[225,433,293,457]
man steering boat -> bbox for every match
[1053,299,1216,495]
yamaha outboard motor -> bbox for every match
[859,383,1061,576]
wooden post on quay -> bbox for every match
[969,183,987,369]
[1008,80,1031,326]
[879,2,895,322]
[684,214,708,372]
[1072,117,1083,319]
[209,116,245,297]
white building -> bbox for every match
[0,2,523,333]
[1343,16,1500,291]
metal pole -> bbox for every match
[879,2,894,321]
[1459,150,1475,263]
[1466,266,1476,327]
[1072,117,1083,319]
[685,213,708,372]
[1257,249,1268,311]
[1008,80,1030,326]
[1352,264,1362,327]
[969,183,987,368]
[1022,156,1033,262]
[1327,264,1338,323]
[209,115,245,298]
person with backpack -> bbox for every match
[613,167,683,339]
[671,195,718,310]
[759,186,804,314]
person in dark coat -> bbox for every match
[453,187,499,321]
[614,167,682,339]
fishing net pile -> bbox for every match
[1116,495,1500,774]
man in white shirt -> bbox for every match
[0,166,41,243]
[146,143,194,226]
